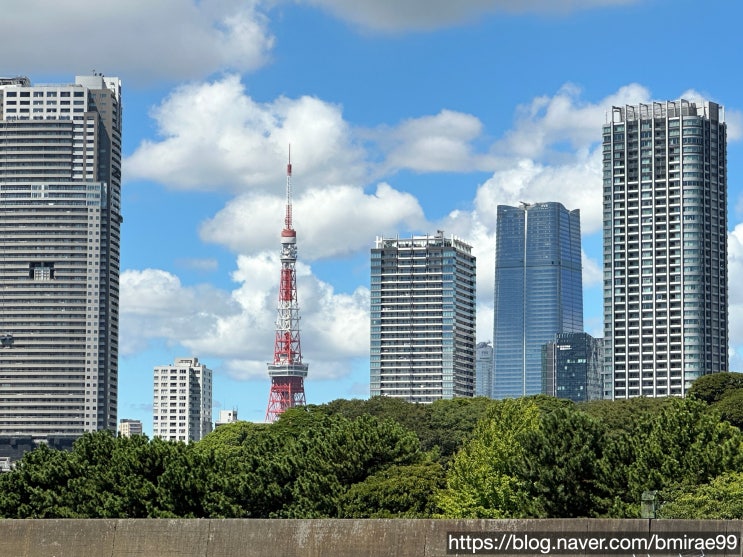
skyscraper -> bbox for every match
[475,341,494,397]
[0,75,122,441]
[603,100,728,398]
[492,202,583,398]
[542,332,603,402]
[153,357,212,442]
[370,231,476,402]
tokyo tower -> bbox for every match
[265,149,308,422]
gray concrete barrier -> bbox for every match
[0,518,740,557]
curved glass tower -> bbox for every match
[492,202,583,398]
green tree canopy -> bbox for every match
[338,460,445,518]
[687,372,743,405]
[712,388,743,429]
[436,397,540,518]
[517,406,612,517]
[627,397,743,501]
[659,471,743,519]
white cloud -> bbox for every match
[467,84,656,237]
[581,250,603,287]
[303,0,639,31]
[728,224,743,371]
[125,75,366,192]
[494,82,651,160]
[725,109,743,142]
[119,269,240,355]
[199,182,427,260]
[120,254,371,382]
[375,110,489,173]
[2,1,274,82]
[474,155,604,234]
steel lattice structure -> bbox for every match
[265,149,308,422]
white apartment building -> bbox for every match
[153,357,212,442]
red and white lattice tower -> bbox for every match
[265,148,308,423]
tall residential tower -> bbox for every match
[603,100,728,398]
[0,75,122,441]
[370,232,476,402]
[492,202,583,398]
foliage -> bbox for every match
[3,395,743,520]
[687,372,743,405]
[626,398,743,501]
[517,407,612,517]
[319,396,492,462]
[659,472,743,519]
[0,410,424,519]
[580,397,673,434]
[713,389,743,429]
[436,398,540,518]
[338,460,445,518]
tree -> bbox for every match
[0,443,78,518]
[278,413,422,518]
[659,472,743,519]
[687,372,743,405]
[627,398,743,504]
[422,397,493,458]
[436,398,540,518]
[319,396,492,463]
[338,460,445,518]
[713,389,743,429]
[580,397,672,434]
[517,407,612,517]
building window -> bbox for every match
[29,262,54,280]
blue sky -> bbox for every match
[6,0,743,431]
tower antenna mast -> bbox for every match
[265,146,308,422]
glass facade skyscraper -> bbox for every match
[603,100,728,398]
[492,202,583,398]
[543,332,603,402]
[370,232,476,402]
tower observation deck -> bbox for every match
[265,150,308,422]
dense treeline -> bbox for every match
[1,372,742,519]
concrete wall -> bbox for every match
[0,518,740,557]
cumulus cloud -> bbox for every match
[374,110,490,173]
[304,0,639,32]
[120,254,371,382]
[125,75,366,192]
[119,269,241,355]
[725,109,743,142]
[581,250,603,288]
[462,83,655,238]
[2,0,274,82]
[199,182,426,260]
[494,83,651,160]
[728,224,743,371]
[474,155,604,234]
